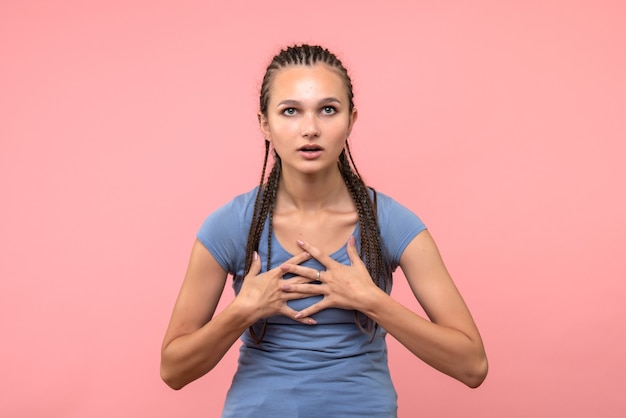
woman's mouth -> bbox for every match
[298,145,323,159]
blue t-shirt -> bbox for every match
[197,187,426,418]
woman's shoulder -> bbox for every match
[229,185,261,209]
[369,188,411,213]
[369,188,426,233]
[370,188,427,265]
[196,186,260,271]
[198,186,259,232]
[209,186,260,218]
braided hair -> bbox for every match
[245,45,391,341]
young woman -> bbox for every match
[160,44,487,417]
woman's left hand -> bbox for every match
[279,236,384,319]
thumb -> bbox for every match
[248,251,262,277]
[346,236,362,266]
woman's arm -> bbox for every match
[161,240,316,390]
[160,239,241,390]
[283,233,488,388]
[363,231,488,388]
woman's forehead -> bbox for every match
[268,64,348,102]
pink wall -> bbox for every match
[1,1,625,416]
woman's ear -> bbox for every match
[348,108,358,135]
[258,111,271,142]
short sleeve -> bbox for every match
[375,191,427,268]
[196,189,256,274]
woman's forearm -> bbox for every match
[363,289,488,388]
[160,299,254,390]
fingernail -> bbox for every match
[294,312,302,319]
[254,251,258,260]
[308,318,317,325]
[297,240,305,246]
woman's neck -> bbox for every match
[276,167,350,212]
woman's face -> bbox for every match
[259,64,357,177]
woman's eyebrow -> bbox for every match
[277,99,300,107]
[319,97,342,105]
[277,97,342,107]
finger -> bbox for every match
[282,307,317,325]
[280,290,318,300]
[285,250,312,265]
[248,251,262,277]
[345,236,363,266]
[281,283,326,296]
[269,251,312,276]
[281,276,318,286]
[293,300,328,320]
[280,264,323,281]
[295,240,334,267]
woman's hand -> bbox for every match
[279,236,384,319]
[235,250,321,325]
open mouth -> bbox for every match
[299,145,322,153]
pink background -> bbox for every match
[1,1,625,416]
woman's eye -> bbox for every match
[282,108,297,116]
[322,106,336,115]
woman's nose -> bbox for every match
[301,113,320,138]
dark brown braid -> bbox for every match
[245,44,390,341]
[338,145,392,335]
[244,148,282,342]
[244,140,270,274]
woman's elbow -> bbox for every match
[160,354,195,391]
[462,355,488,388]
[160,364,186,390]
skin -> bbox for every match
[160,63,488,391]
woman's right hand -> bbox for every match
[234,251,320,325]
